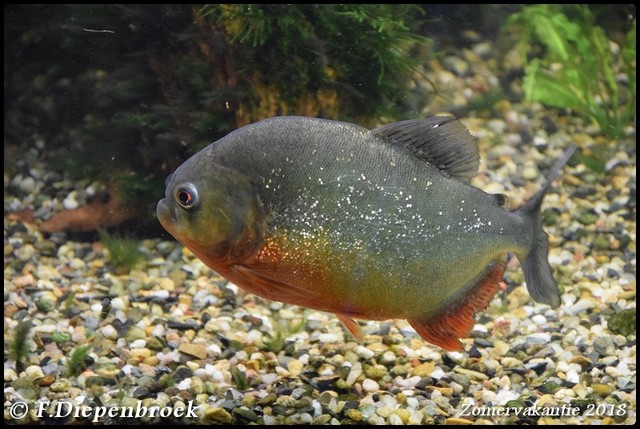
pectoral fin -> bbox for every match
[408,262,506,351]
[231,264,320,302]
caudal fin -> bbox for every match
[514,145,577,308]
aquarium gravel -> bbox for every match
[4,29,636,426]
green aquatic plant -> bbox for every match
[505,5,636,139]
[231,367,249,392]
[262,316,306,353]
[98,228,144,274]
[67,344,93,377]
[8,321,33,373]
[199,4,429,124]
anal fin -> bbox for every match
[336,313,364,342]
[408,262,506,351]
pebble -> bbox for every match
[318,333,339,343]
[446,417,473,425]
[362,378,380,393]
[453,367,488,381]
[526,333,551,345]
[355,345,375,360]
[62,192,79,210]
[19,176,36,194]
[178,343,208,360]
[101,325,119,340]
[25,366,45,379]
[413,362,435,377]
[205,407,233,424]
[287,360,304,377]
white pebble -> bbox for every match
[193,368,206,379]
[318,333,338,343]
[19,176,36,194]
[130,339,147,349]
[346,363,362,386]
[557,351,574,362]
[110,297,125,311]
[557,361,570,372]
[307,401,321,417]
[261,373,277,385]
[149,290,170,299]
[33,324,57,334]
[531,314,547,325]
[176,378,192,390]
[566,369,580,384]
[151,325,165,338]
[567,297,597,315]
[396,376,421,388]
[497,375,511,389]
[406,397,420,409]
[471,323,488,334]
[380,351,396,365]
[298,354,309,365]
[495,389,519,404]
[101,325,119,340]
[606,361,630,377]
[355,345,375,360]
[25,365,45,379]
[554,388,575,400]
[245,329,263,344]
[387,413,403,425]
[207,344,221,356]
[482,390,497,404]
[430,367,446,380]
[362,378,380,393]
[449,381,464,394]
[368,415,386,425]
[526,333,550,344]
[293,413,314,424]
[63,193,79,210]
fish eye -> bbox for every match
[175,184,198,210]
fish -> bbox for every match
[157,116,576,351]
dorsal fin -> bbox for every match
[373,116,480,182]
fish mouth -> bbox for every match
[156,198,176,235]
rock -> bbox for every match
[287,359,304,377]
[593,336,614,356]
[63,192,79,210]
[125,326,147,342]
[25,365,45,379]
[179,343,208,360]
[204,407,234,424]
[413,362,435,377]
[445,417,473,425]
[453,367,488,381]
[345,408,363,422]
[442,56,470,76]
[362,378,380,393]
[608,309,636,336]
[232,407,259,422]
[364,364,387,380]
[101,325,119,340]
[355,345,375,360]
